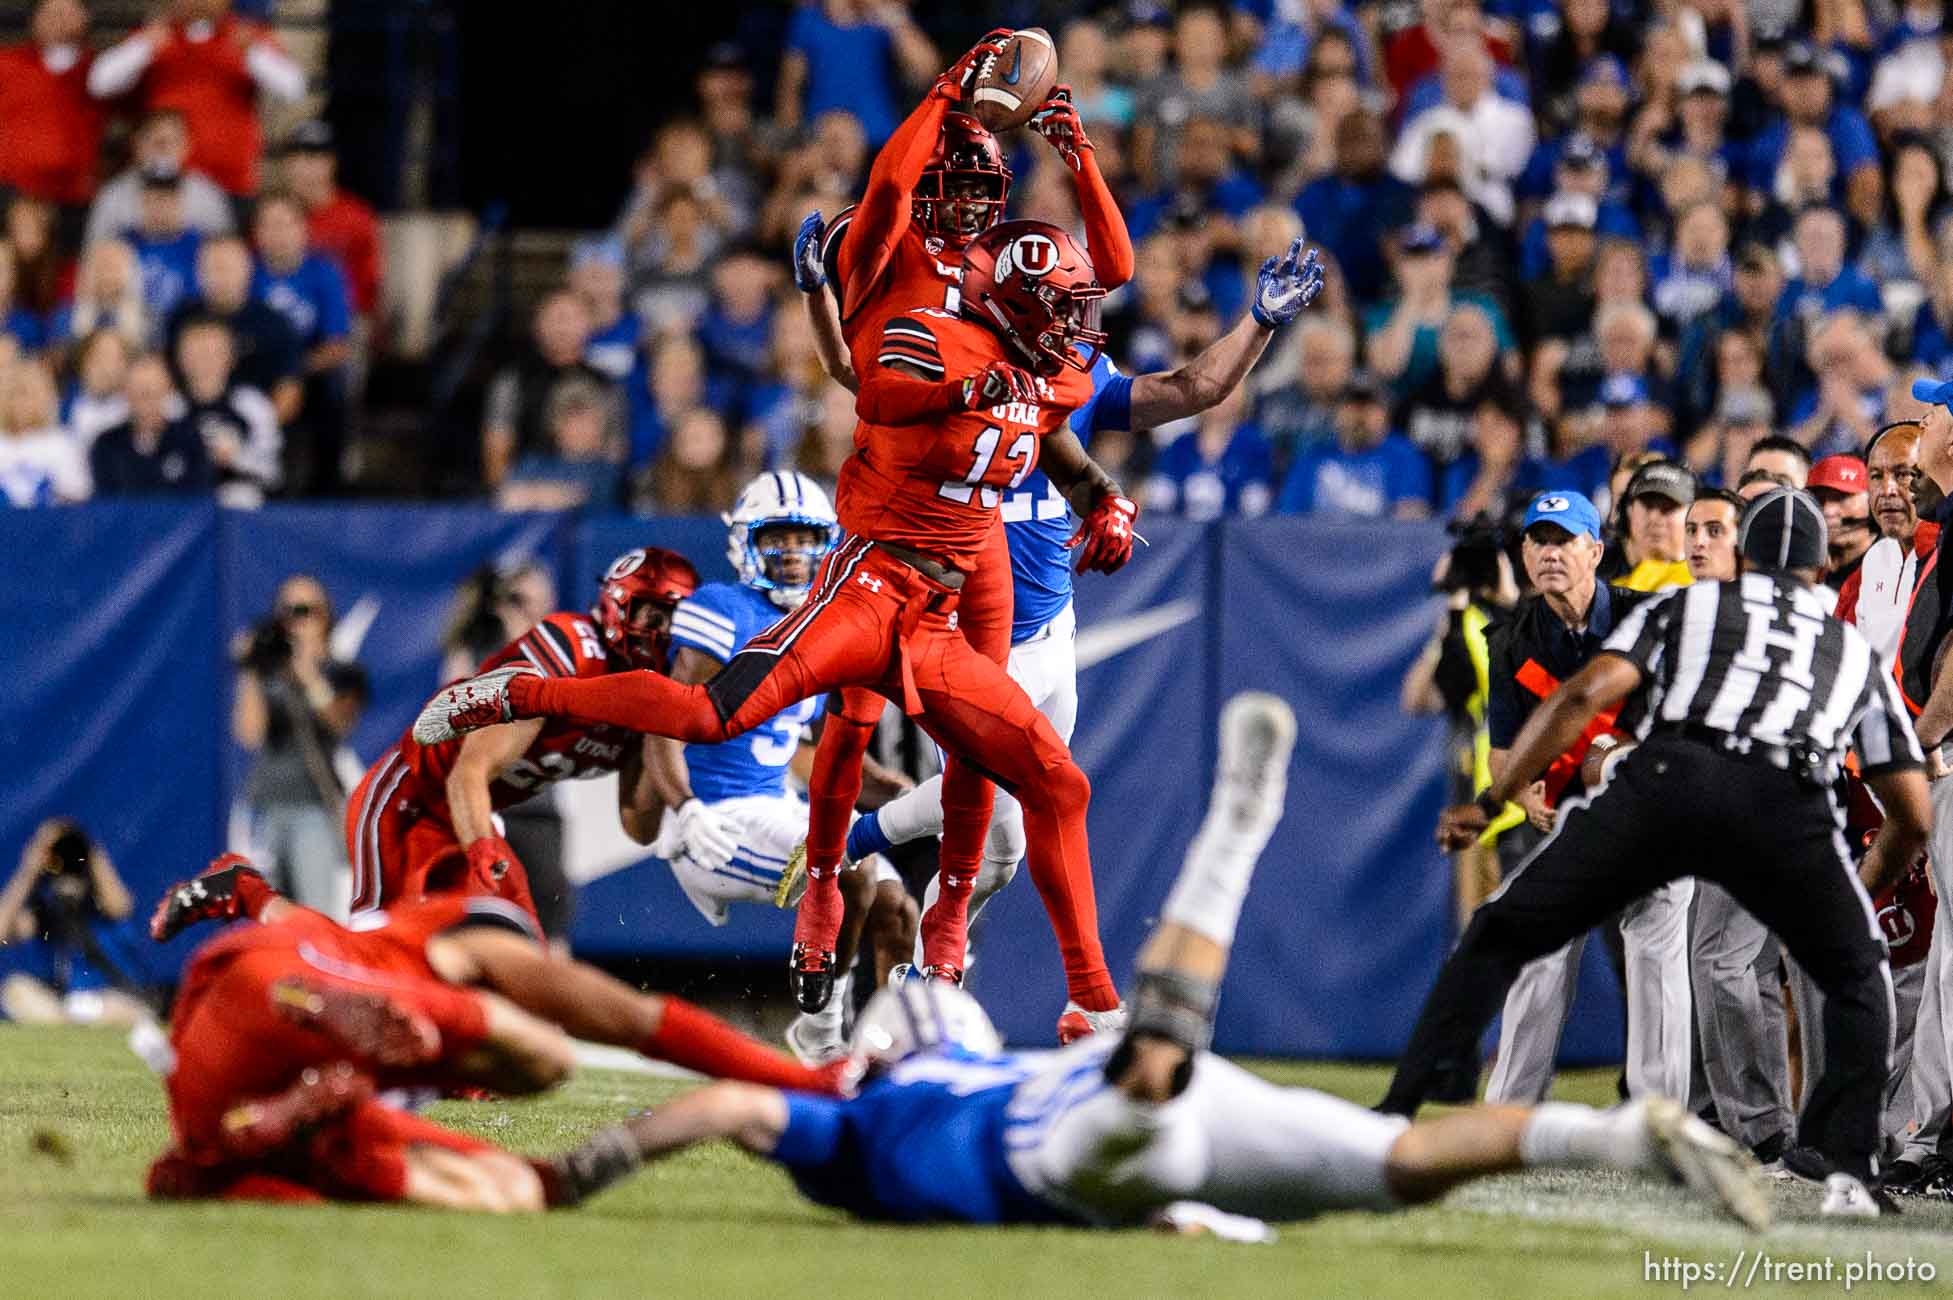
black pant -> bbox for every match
[1380,735,1894,1179]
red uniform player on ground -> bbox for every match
[144,853,845,1209]
[415,218,1138,1041]
[345,546,699,928]
[782,33,1137,1037]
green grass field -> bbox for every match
[4,1025,1950,1299]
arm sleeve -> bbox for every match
[668,591,741,665]
[772,1093,848,1169]
[839,93,952,318]
[857,316,966,424]
[1070,151,1134,290]
[1078,370,1134,438]
[245,36,307,102]
[87,32,156,98]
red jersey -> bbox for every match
[0,43,101,205]
[138,18,285,195]
[308,191,381,316]
[821,204,966,373]
[396,612,640,815]
[836,308,1094,570]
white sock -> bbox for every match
[874,774,945,849]
[1518,1102,1654,1172]
[1158,805,1273,949]
[807,972,852,1033]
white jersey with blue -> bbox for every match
[772,1044,1109,1225]
[1004,352,1135,644]
[668,582,825,802]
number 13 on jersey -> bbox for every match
[939,425,1038,510]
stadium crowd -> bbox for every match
[8,0,1953,531]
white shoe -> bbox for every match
[1207,692,1297,843]
[412,665,537,744]
[1056,1001,1127,1044]
[1820,1172,1882,1218]
[784,1012,848,1067]
[1644,1097,1773,1232]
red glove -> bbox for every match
[961,361,1039,409]
[464,834,522,889]
[1029,86,1094,171]
[936,28,1013,101]
[1066,493,1139,574]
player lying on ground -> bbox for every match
[414,219,1139,1044]
[344,543,701,932]
[779,31,1136,1039]
[144,853,848,1209]
[530,694,1772,1232]
[794,225,1323,980]
[642,469,918,1062]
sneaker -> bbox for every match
[412,665,539,745]
[1057,1001,1128,1044]
[269,979,442,1068]
[149,853,267,941]
[1882,1157,1928,1195]
[784,1012,847,1067]
[1644,1097,1772,1232]
[789,942,836,1014]
[220,1061,374,1159]
[773,841,807,908]
[1821,1171,1887,1218]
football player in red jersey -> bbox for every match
[144,853,848,1209]
[344,547,699,930]
[416,219,1138,1041]
[777,38,1136,1033]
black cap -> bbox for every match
[1341,370,1386,404]
[139,159,182,189]
[703,41,749,72]
[1626,459,1696,507]
[1739,487,1829,571]
[282,119,334,154]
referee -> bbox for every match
[1376,488,1932,1215]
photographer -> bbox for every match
[232,574,367,917]
[0,819,149,1025]
[441,559,573,940]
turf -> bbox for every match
[4,1027,1950,1299]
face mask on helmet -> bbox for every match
[1029,282,1108,375]
[594,547,700,670]
[748,521,835,610]
[915,170,1008,242]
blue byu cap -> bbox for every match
[1523,491,1603,541]
[1911,378,1953,410]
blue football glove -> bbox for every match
[1250,239,1324,329]
[792,210,827,294]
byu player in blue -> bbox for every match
[637,471,917,1062]
[541,694,1771,1233]
[795,213,1329,972]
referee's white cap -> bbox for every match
[1738,487,1828,572]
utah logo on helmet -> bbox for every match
[995,232,1058,281]
[959,219,1108,376]
[593,546,700,670]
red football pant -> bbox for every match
[516,535,1117,1008]
[344,747,539,927]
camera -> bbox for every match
[238,616,293,675]
[29,821,102,932]
[1439,515,1505,595]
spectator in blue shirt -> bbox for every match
[1746,42,1881,224]
[1365,222,1515,396]
[1648,202,1733,337]
[498,376,625,513]
[1249,0,1374,90]
[570,236,641,382]
[1056,18,1134,128]
[1278,371,1433,518]
[1631,60,1744,194]
[1786,309,1890,459]
[1143,384,1275,521]
[776,0,937,146]
[124,162,201,322]
[1516,134,1637,278]
[1126,117,1265,243]
[1294,111,1414,305]
[252,191,353,493]
[697,246,777,400]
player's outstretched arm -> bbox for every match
[790,211,859,392]
[446,719,544,886]
[1029,86,1134,289]
[1128,243,1323,428]
[538,1082,791,1208]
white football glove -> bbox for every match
[674,797,738,872]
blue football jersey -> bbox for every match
[1005,352,1135,644]
[669,582,824,802]
[774,1046,1109,1225]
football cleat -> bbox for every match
[1821,1171,1896,1218]
[149,853,267,941]
[1643,1097,1772,1232]
[412,665,539,745]
[269,979,443,1068]
[220,1061,373,1159]
[920,964,965,986]
[1056,1001,1128,1044]
[784,1012,848,1067]
[1209,691,1296,842]
[790,942,836,1014]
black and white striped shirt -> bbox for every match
[1601,572,1924,774]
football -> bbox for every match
[967,27,1057,132]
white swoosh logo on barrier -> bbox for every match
[1075,598,1203,670]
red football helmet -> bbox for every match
[592,546,700,671]
[913,112,1011,245]
[959,220,1108,375]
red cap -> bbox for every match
[1808,455,1867,495]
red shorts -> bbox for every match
[147,1099,501,1203]
[165,937,489,1160]
[345,748,468,913]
